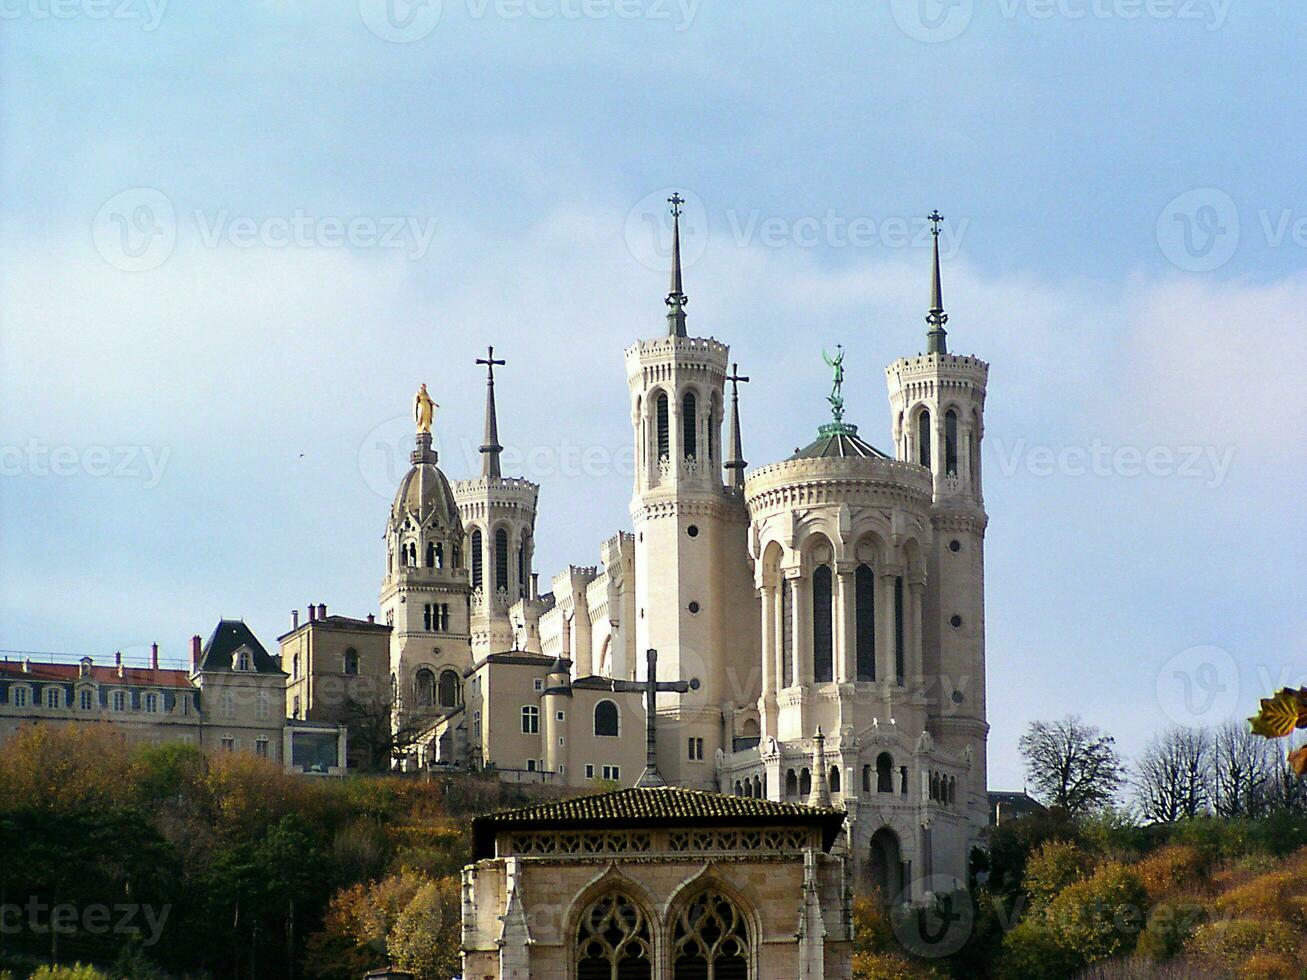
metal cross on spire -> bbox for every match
[476,346,507,478]
[665,193,689,338]
[724,363,750,489]
[926,210,950,355]
[611,648,699,787]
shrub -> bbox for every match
[29,967,110,980]
[1188,918,1301,966]
[1136,895,1209,961]
[1235,952,1299,980]
[851,951,939,979]
[1133,845,1209,902]
[1023,840,1094,909]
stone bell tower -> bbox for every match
[454,348,539,660]
[625,194,758,787]
[886,211,990,827]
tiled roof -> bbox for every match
[472,786,845,858]
[198,620,283,674]
[790,422,891,461]
[0,661,193,689]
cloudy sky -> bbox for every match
[2,1,1304,791]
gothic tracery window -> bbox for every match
[575,892,653,980]
[671,889,750,980]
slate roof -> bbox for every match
[0,661,193,689]
[790,422,891,461]
[197,620,284,674]
[472,786,845,858]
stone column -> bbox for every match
[877,568,899,685]
[760,584,778,737]
[908,579,925,684]
[791,574,812,686]
[836,563,856,683]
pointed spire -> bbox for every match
[808,727,832,808]
[665,193,689,337]
[476,346,506,478]
[926,210,949,355]
[724,363,750,489]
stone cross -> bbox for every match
[476,345,506,381]
[612,648,699,787]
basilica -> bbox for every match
[286,200,991,899]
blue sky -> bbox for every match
[2,0,1304,792]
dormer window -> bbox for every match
[44,687,62,709]
[234,649,253,672]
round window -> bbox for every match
[687,525,699,538]
[950,614,963,628]
[949,539,962,553]
[688,601,701,614]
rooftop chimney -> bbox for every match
[116,651,124,679]
[190,635,202,672]
[292,609,300,630]
[366,613,375,624]
[22,657,31,673]
[317,602,327,620]
[151,642,160,670]
[308,603,317,623]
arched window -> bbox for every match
[800,768,811,797]
[862,765,872,794]
[434,541,444,568]
[855,563,875,681]
[415,668,435,707]
[576,892,652,980]
[672,890,750,980]
[471,529,484,589]
[518,538,527,588]
[812,564,833,683]
[656,392,670,461]
[752,774,762,798]
[876,753,893,793]
[917,409,932,468]
[682,392,697,459]
[945,409,959,476]
[495,528,509,591]
[438,669,461,708]
[452,541,461,567]
[426,541,436,568]
[894,576,906,681]
[829,766,841,794]
[406,542,417,566]
[734,780,743,796]
[785,769,798,799]
[594,700,619,737]
[343,648,359,675]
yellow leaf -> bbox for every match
[1249,689,1305,739]
[1290,746,1307,778]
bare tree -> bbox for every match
[1211,720,1278,817]
[1134,726,1211,822]
[341,694,431,771]
[1019,716,1126,817]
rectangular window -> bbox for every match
[111,690,125,712]
[13,688,28,708]
[533,678,544,692]
[423,604,433,631]
[255,739,269,758]
[144,693,159,713]
[222,690,236,719]
[521,706,539,734]
[221,737,235,752]
[256,691,270,720]
[558,736,565,747]
[585,764,595,779]
[558,763,565,775]
[556,710,565,721]
[602,765,621,781]
[526,759,537,772]
[79,690,93,711]
[688,737,704,761]
[45,687,61,709]
[292,695,301,718]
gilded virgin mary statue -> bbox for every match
[414,383,437,434]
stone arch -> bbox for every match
[663,868,761,980]
[567,866,660,980]
[868,827,904,900]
